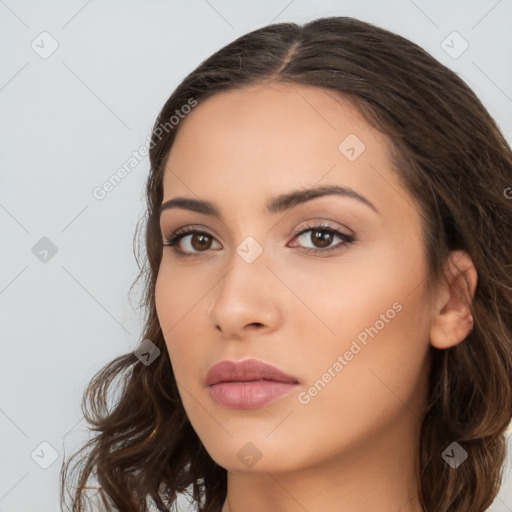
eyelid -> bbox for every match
[162,224,220,251]
[162,219,352,242]
[292,219,354,238]
[287,222,355,255]
[162,220,356,257]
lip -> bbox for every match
[205,359,300,409]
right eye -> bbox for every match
[163,227,222,257]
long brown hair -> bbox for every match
[60,16,512,512]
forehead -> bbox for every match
[162,82,414,222]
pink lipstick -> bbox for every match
[205,358,300,409]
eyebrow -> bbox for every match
[159,184,379,219]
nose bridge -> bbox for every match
[216,237,269,306]
[208,236,281,335]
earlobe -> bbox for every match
[429,250,478,350]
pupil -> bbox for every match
[313,230,332,247]
[193,234,210,250]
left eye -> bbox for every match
[290,225,355,254]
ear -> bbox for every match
[430,250,478,350]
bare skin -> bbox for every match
[154,82,477,512]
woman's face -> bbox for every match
[155,82,433,472]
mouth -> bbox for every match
[208,380,300,409]
[205,358,300,409]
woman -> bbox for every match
[60,16,512,512]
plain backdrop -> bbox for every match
[1,1,511,511]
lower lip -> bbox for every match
[208,380,299,409]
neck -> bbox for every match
[220,415,425,512]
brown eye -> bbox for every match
[291,224,355,255]
[163,228,222,256]
[190,233,212,251]
[310,229,334,248]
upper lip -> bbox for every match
[205,358,300,386]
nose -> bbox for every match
[208,249,283,341]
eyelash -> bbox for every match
[162,223,355,258]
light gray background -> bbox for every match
[1,1,511,511]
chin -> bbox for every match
[202,436,306,474]
[211,453,291,473]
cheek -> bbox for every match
[264,274,431,469]
[284,229,429,344]
[155,259,223,400]
[154,263,210,383]
[294,297,430,455]
[155,260,204,333]
[155,267,222,432]
[284,232,431,405]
